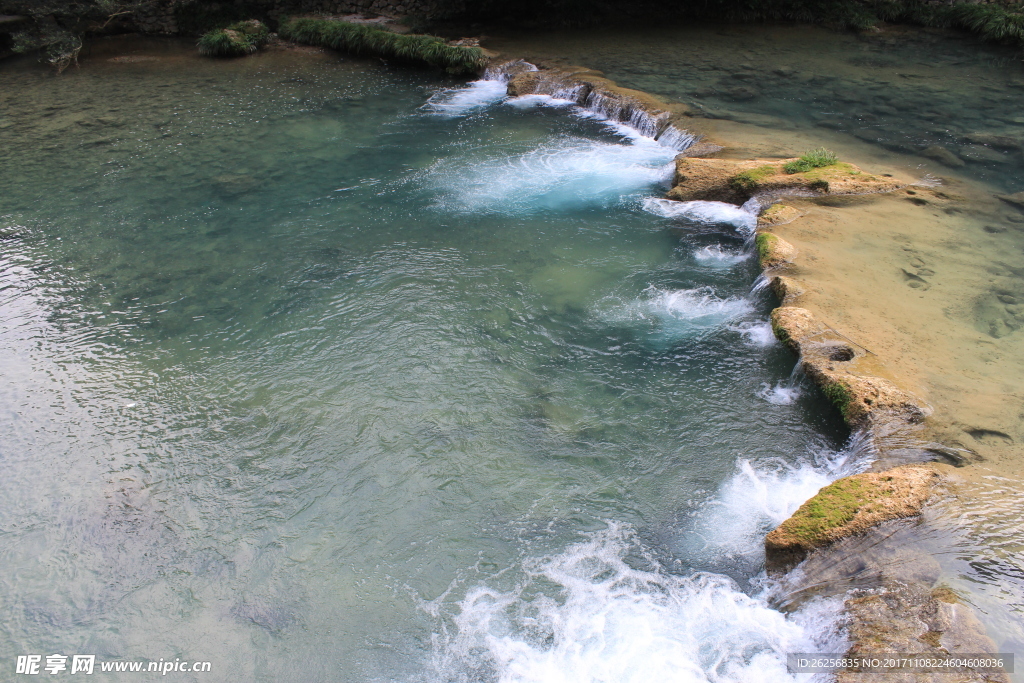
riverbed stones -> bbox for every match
[764,465,940,573]
[921,144,964,168]
[839,583,1009,683]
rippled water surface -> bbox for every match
[486,23,1024,673]
[0,39,862,681]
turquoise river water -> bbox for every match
[0,29,1019,682]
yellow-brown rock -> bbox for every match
[755,231,797,270]
[769,306,926,426]
[757,203,802,228]
[666,157,904,205]
[764,465,940,573]
[769,275,805,304]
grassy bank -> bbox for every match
[278,17,485,75]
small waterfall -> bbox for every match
[757,362,806,406]
[482,58,538,83]
[733,319,778,347]
[751,274,772,294]
[641,197,759,234]
[485,60,697,152]
[534,79,591,104]
[654,125,697,151]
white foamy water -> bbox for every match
[596,286,754,348]
[428,523,847,683]
[684,443,870,573]
[505,93,577,109]
[424,79,509,117]
[693,244,749,267]
[757,381,803,405]
[642,198,758,234]
[423,134,676,214]
[732,320,779,347]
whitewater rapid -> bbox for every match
[413,76,867,682]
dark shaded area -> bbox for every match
[173,0,277,35]
[1,0,1023,70]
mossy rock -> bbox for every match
[765,465,940,573]
[821,379,854,417]
[755,231,797,269]
[279,17,486,76]
[757,203,801,228]
[730,164,776,192]
[769,306,926,427]
[198,20,269,57]
[667,157,903,204]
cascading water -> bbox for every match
[0,45,866,683]
[460,60,698,152]
[411,77,873,682]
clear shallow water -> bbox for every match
[0,41,858,681]
[488,23,1024,191]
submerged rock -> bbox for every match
[840,583,1010,682]
[958,144,1012,164]
[962,132,1021,150]
[676,141,724,158]
[765,465,939,573]
[995,190,1024,208]
[921,144,965,168]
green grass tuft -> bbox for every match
[948,3,1024,44]
[278,17,486,76]
[784,148,839,175]
[198,20,269,57]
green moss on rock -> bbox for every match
[765,465,940,573]
[729,164,776,192]
[784,477,868,544]
[821,380,853,418]
[755,232,776,262]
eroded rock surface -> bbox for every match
[770,306,927,427]
[666,157,904,204]
[840,583,1009,683]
